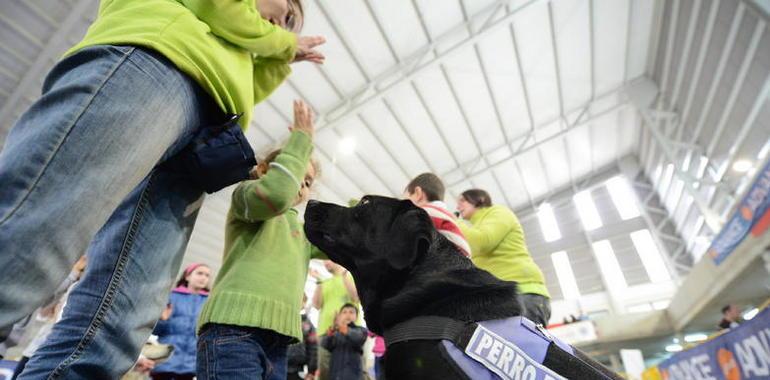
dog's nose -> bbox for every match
[304,200,324,223]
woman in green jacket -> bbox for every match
[457,189,552,326]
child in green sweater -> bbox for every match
[196,100,325,380]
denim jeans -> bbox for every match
[0,45,220,378]
[197,324,290,380]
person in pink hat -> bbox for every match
[151,263,211,380]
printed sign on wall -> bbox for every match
[658,308,770,380]
[708,159,770,265]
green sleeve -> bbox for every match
[230,131,312,222]
[252,57,292,104]
[309,244,328,260]
[180,0,297,60]
[459,209,513,256]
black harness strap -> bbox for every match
[384,316,477,349]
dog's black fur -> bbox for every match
[305,196,621,379]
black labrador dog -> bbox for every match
[305,196,621,380]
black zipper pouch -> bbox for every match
[166,113,257,193]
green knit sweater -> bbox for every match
[66,0,297,128]
[197,131,324,342]
[459,206,550,298]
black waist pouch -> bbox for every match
[166,113,257,194]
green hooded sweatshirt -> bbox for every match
[66,0,298,128]
[459,205,550,298]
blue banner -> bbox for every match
[708,159,770,265]
[658,307,770,380]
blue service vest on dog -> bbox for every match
[385,316,573,380]
[444,317,571,380]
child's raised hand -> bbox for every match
[160,303,173,321]
[294,35,326,64]
[290,100,314,138]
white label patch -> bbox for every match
[465,324,566,380]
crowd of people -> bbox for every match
[0,0,552,378]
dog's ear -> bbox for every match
[385,206,433,271]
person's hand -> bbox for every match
[160,303,173,321]
[72,255,87,275]
[308,269,321,280]
[289,100,315,138]
[135,356,156,374]
[335,315,349,334]
[293,35,326,64]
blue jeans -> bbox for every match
[0,45,220,378]
[197,324,290,380]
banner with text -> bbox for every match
[658,307,770,380]
[708,159,770,265]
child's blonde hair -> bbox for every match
[286,0,304,33]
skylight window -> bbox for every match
[592,240,627,288]
[630,229,671,283]
[574,190,602,231]
[537,203,561,242]
[551,251,580,300]
[606,176,640,220]
[660,164,674,194]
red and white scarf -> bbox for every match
[422,201,471,257]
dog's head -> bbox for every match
[305,195,434,275]
[305,196,435,332]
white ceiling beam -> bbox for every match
[669,0,702,114]
[314,0,371,81]
[547,2,565,119]
[443,78,637,188]
[447,101,628,189]
[676,8,763,245]
[666,0,726,226]
[689,3,745,152]
[513,158,537,212]
[356,113,412,181]
[508,4,535,132]
[654,0,702,227]
[0,12,45,48]
[0,0,94,127]
[407,0,475,195]
[743,0,770,22]
[714,73,770,181]
[355,0,471,198]
[518,161,622,221]
[637,108,722,234]
[651,0,681,205]
[362,0,400,64]
[703,19,765,159]
[643,0,679,189]
[314,0,545,133]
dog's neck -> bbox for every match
[365,234,522,334]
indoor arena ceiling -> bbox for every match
[1,0,768,292]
